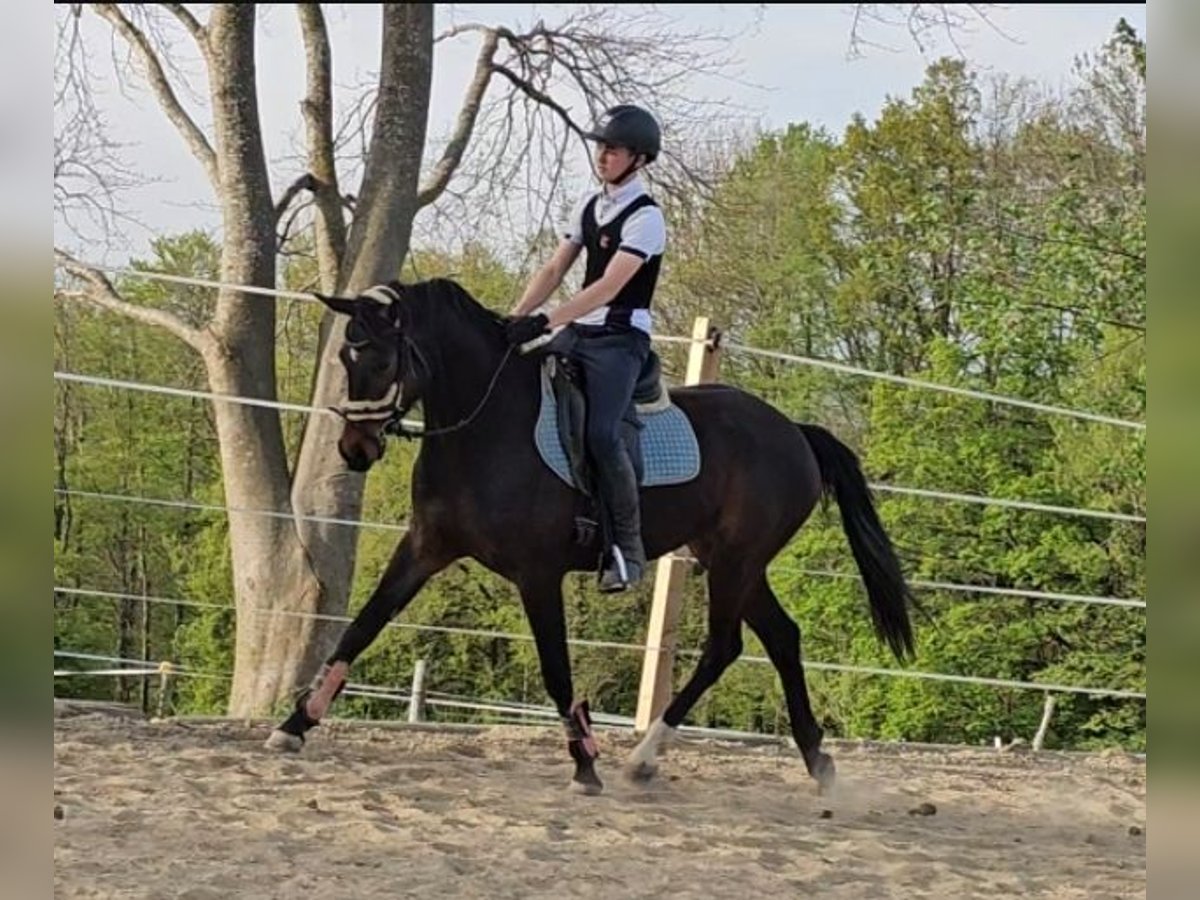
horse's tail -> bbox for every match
[797,423,916,662]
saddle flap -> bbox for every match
[547,357,591,494]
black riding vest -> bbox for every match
[580,193,662,329]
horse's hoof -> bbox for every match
[265,729,305,753]
[569,773,605,796]
[624,761,658,784]
[813,752,837,797]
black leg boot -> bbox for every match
[596,450,646,593]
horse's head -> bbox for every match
[315,282,426,473]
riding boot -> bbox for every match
[596,449,646,593]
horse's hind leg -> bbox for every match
[265,533,450,752]
[626,561,746,782]
[742,579,836,795]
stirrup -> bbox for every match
[599,547,641,593]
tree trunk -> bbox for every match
[197,6,324,716]
[199,5,434,716]
[285,4,433,690]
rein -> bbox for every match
[333,336,517,441]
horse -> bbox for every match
[265,277,916,796]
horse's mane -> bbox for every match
[404,278,507,338]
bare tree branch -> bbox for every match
[55,249,208,352]
[415,8,748,260]
[273,172,316,225]
[54,7,151,247]
[338,4,432,289]
[434,21,491,44]
[277,195,317,252]
[416,27,501,209]
[489,62,589,140]
[297,2,346,293]
[848,4,1011,60]
[158,2,207,50]
[92,3,220,191]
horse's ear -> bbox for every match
[356,282,406,327]
[313,292,358,316]
[359,282,404,306]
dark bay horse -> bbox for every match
[265,278,915,795]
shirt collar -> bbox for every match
[600,173,646,208]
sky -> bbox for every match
[53,3,1147,265]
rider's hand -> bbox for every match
[505,313,550,346]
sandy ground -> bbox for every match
[53,703,1145,899]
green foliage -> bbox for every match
[661,24,1144,749]
[54,232,224,713]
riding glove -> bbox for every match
[505,313,550,346]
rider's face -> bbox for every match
[595,142,638,183]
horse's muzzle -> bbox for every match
[338,424,385,472]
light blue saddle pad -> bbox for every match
[534,367,701,489]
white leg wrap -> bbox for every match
[629,719,676,768]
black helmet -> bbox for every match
[584,104,661,162]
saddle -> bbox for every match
[546,350,667,496]
[532,330,701,547]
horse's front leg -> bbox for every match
[519,575,603,795]
[266,532,450,751]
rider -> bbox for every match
[505,104,666,593]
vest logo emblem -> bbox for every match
[599,234,610,248]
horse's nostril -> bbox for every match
[343,445,372,472]
[338,429,383,472]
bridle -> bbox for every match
[333,325,516,441]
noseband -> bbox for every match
[334,331,516,441]
[335,331,421,429]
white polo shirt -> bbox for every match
[562,174,667,333]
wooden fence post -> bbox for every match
[634,317,722,733]
[408,659,428,723]
[155,660,174,720]
[1032,691,1056,751]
